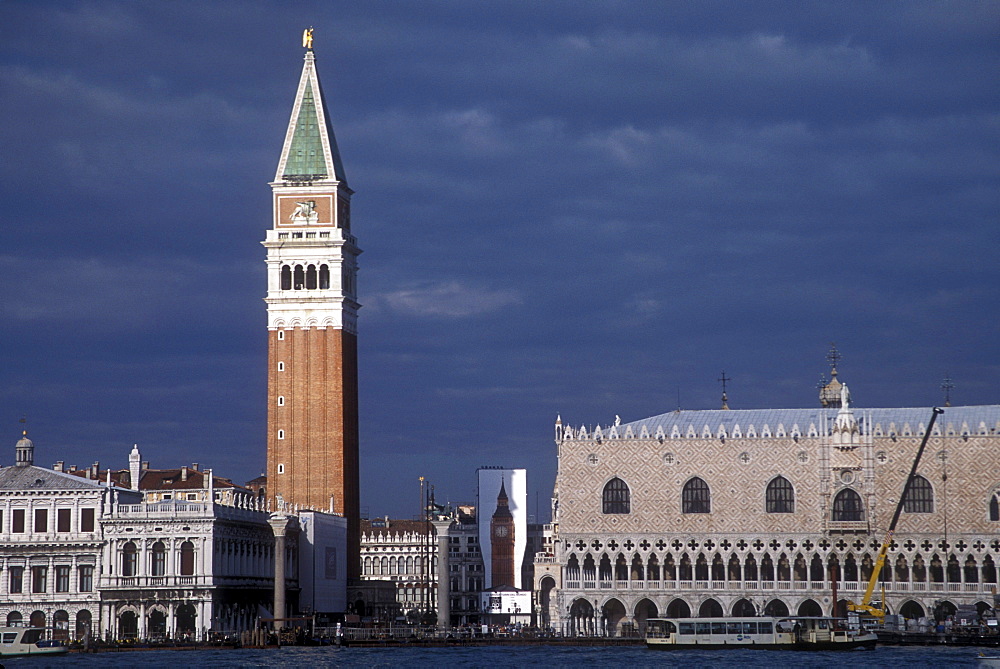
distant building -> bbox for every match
[356,470,553,627]
[357,518,434,621]
[539,371,1000,635]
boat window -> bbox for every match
[758,622,773,634]
[2,632,17,643]
[22,629,43,643]
[742,622,757,634]
[696,622,711,635]
[727,622,742,634]
[711,622,726,634]
[679,622,695,635]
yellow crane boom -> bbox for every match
[847,407,943,619]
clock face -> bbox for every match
[495,525,508,538]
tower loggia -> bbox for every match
[264,41,360,578]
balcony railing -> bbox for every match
[100,575,214,589]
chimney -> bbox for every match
[91,462,99,479]
[54,461,64,472]
[181,466,188,481]
[191,463,199,471]
[69,465,77,472]
[141,461,149,471]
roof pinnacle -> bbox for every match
[718,370,731,410]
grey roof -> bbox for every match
[587,405,1000,437]
[0,464,108,490]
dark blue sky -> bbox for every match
[2,1,998,521]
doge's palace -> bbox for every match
[535,379,1000,635]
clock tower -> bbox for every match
[490,481,516,588]
[264,39,361,578]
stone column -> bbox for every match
[268,514,292,630]
[432,519,452,629]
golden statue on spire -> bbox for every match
[302,27,314,50]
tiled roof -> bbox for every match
[361,519,430,537]
[138,468,238,491]
[570,404,1000,438]
[62,467,242,491]
[0,465,106,490]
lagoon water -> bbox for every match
[2,644,991,668]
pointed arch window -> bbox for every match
[765,476,794,513]
[682,477,711,514]
[602,478,630,514]
[990,494,999,522]
[902,475,934,513]
[832,488,865,521]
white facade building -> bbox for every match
[0,432,139,641]
[0,436,351,641]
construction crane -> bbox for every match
[847,406,944,620]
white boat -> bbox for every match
[0,626,69,657]
[645,616,877,650]
[979,652,1000,668]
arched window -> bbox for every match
[180,541,195,576]
[602,478,631,514]
[832,488,865,521]
[765,476,794,513]
[280,265,292,290]
[122,541,138,577]
[902,475,934,513]
[293,265,305,290]
[991,494,999,522]
[319,264,330,289]
[151,541,166,576]
[682,477,711,514]
[306,264,317,290]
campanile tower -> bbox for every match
[264,35,360,576]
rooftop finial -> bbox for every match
[819,344,846,408]
[941,374,954,408]
[826,342,841,377]
[718,371,731,410]
[302,27,314,50]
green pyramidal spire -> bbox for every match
[275,50,347,184]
